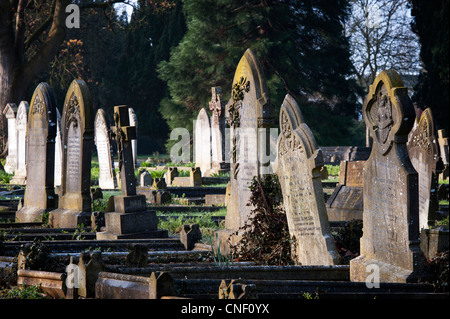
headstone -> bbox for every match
[128,107,138,166]
[152,177,167,190]
[209,87,229,172]
[165,167,179,186]
[3,103,18,174]
[139,170,152,187]
[215,49,274,254]
[407,108,439,230]
[126,244,148,267]
[49,80,94,228]
[194,108,212,176]
[326,161,365,221]
[54,108,62,187]
[10,101,29,185]
[94,109,117,189]
[437,129,449,180]
[350,70,424,283]
[96,105,168,240]
[276,94,340,265]
[16,82,58,222]
[180,224,202,250]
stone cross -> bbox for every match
[209,87,224,120]
[209,86,228,171]
[111,105,137,196]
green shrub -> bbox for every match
[231,175,295,265]
[1,284,51,299]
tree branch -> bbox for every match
[16,0,69,86]
[14,0,28,59]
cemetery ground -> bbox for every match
[0,154,448,301]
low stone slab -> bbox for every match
[17,269,66,299]
[95,271,174,299]
[114,264,350,281]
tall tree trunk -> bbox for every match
[0,0,16,151]
[0,0,69,154]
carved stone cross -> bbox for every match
[111,105,137,196]
[209,87,224,121]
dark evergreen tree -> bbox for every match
[410,0,449,132]
[158,0,364,150]
[113,0,187,153]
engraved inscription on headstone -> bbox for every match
[277,94,340,265]
[350,70,424,283]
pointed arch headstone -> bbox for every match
[215,49,274,253]
[49,79,94,228]
[276,94,341,265]
[16,83,58,222]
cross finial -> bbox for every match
[209,86,224,117]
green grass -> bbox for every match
[324,164,340,176]
[157,210,226,243]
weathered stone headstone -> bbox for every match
[215,49,274,253]
[437,129,449,180]
[407,108,439,230]
[49,80,94,228]
[139,170,152,187]
[128,107,138,166]
[209,86,229,172]
[54,108,62,187]
[326,160,365,221]
[350,70,424,283]
[96,105,168,239]
[16,83,58,222]
[194,108,212,176]
[3,103,18,174]
[180,224,202,250]
[165,167,179,186]
[276,94,340,265]
[94,109,117,189]
[10,101,29,185]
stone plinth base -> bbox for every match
[48,209,92,228]
[16,207,47,223]
[350,255,420,283]
[10,176,26,185]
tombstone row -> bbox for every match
[207,49,447,283]
[4,102,139,192]
[7,80,165,239]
